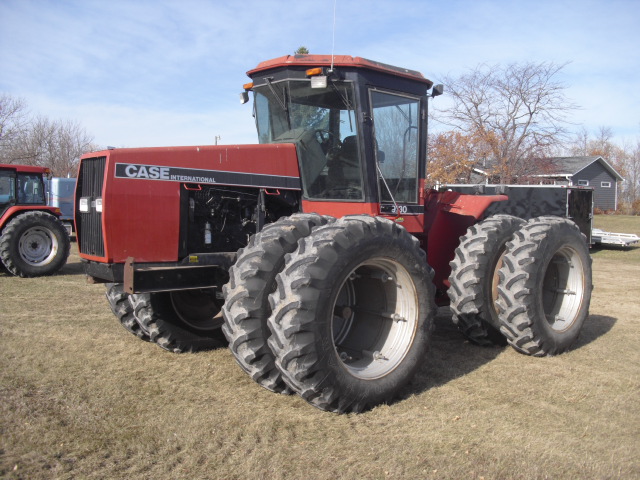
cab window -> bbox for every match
[371,90,420,204]
[16,173,45,204]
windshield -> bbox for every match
[254,80,363,201]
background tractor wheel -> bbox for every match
[497,217,592,356]
[0,211,70,277]
[268,215,436,413]
[448,215,524,346]
[130,289,226,353]
[222,213,331,394]
[105,283,150,341]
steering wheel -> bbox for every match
[315,130,337,154]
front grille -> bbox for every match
[76,156,106,257]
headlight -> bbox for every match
[79,197,89,212]
[95,197,103,213]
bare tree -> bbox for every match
[616,137,640,212]
[0,94,97,176]
[626,140,640,211]
[0,94,30,158]
[16,116,97,177]
[435,62,577,182]
[569,127,590,156]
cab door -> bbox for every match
[369,89,424,222]
[0,169,17,218]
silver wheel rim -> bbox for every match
[542,245,586,332]
[331,258,418,380]
[18,226,58,266]
[169,289,223,331]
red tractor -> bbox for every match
[75,55,593,413]
[1,164,70,277]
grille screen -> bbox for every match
[76,156,106,257]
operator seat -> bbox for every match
[325,135,362,198]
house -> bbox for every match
[536,156,624,211]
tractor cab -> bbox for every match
[0,164,49,219]
[244,55,439,213]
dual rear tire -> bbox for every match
[497,217,592,356]
[449,215,592,356]
[448,215,524,346]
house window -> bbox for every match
[577,180,589,186]
[601,181,611,188]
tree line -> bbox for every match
[0,94,97,177]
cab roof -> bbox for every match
[247,54,433,87]
[0,163,50,175]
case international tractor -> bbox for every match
[74,55,593,413]
[1,163,70,277]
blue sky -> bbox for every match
[1,0,638,149]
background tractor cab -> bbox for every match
[0,165,48,218]
[243,55,442,224]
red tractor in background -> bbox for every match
[74,55,593,413]
[0,163,70,277]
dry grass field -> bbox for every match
[1,215,639,479]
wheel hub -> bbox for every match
[19,226,58,265]
[543,246,586,332]
[331,258,418,380]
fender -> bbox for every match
[424,190,509,298]
[0,206,61,231]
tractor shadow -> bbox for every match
[400,308,506,397]
[572,314,616,350]
[399,310,617,401]
[58,260,86,276]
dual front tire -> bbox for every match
[266,215,436,413]
[221,215,436,413]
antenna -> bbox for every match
[330,0,337,72]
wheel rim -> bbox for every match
[169,289,223,331]
[491,251,506,306]
[331,258,418,380]
[18,226,58,266]
[542,245,586,332]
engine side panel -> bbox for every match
[77,144,300,263]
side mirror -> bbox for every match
[240,91,250,104]
[431,84,444,97]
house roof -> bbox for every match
[546,156,624,181]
